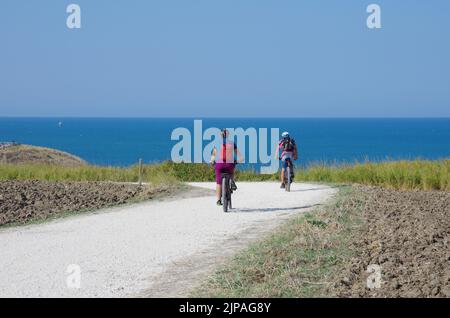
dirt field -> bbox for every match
[328,186,450,297]
[0,180,175,226]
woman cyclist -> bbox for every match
[275,131,298,188]
[210,129,243,206]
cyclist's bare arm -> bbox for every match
[210,147,217,163]
[234,147,244,163]
[274,143,281,160]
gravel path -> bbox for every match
[0,182,336,298]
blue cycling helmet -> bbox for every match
[281,131,289,138]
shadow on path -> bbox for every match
[232,204,322,213]
[288,184,349,192]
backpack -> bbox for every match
[282,137,295,152]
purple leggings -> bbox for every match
[215,163,235,184]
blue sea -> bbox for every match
[0,118,449,167]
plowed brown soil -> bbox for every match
[329,186,450,297]
[0,180,175,226]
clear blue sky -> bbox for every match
[1,0,449,117]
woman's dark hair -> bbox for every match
[221,129,228,139]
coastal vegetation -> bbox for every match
[0,144,86,166]
[0,159,448,190]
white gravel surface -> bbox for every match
[0,182,336,298]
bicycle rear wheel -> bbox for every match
[222,176,228,212]
[285,165,291,192]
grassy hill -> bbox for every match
[0,144,86,167]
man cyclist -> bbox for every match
[275,131,298,189]
[210,129,243,206]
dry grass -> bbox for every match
[1,159,448,190]
[0,144,86,166]
[192,187,366,298]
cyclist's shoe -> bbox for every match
[231,180,238,191]
[216,199,223,206]
[280,183,286,189]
